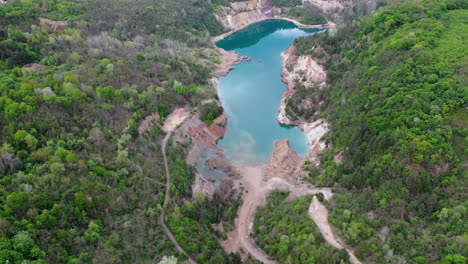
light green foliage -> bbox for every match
[115,149,131,168]
[158,256,178,264]
[6,192,29,211]
[50,162,65,176]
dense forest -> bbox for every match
[291,0,467,263]
[0,0,244,263]
[1,0,466,263]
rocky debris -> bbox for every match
[138,112,160,135]
[264,139,302,182]
[220,178,237,201]
[23,63,42,71]
[302,119,329,164]
[179,113,228,165]
[39,17,68,30]
[163,108,189,133]
[205,158,240,178]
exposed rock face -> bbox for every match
[220,178,236,201]
[282,44,326,91]
[138,112,160,135]
[213,0,329,43]
[278,44,326,125]
[213,47,244,79]
[302,0,347,25]
[39,17,68,30]
[205,158,240,178]
[22,63,42,71]
[302,119,329,164]
[264,139,302,182]
[215,0,279,32]
[173,111,228,200]
[192,173,215,200]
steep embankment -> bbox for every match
[278,44,326,126]
[279,44,330,166]
[213,0,329,42]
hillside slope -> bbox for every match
[0,0,243,263]
[291,0,467,262]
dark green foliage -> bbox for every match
[286,84,325,121]
[292,0,467,262]
[286,2,327,25]
[0,40,38,68]
[272,0,302,7]
[253,190,351,263]
[200,102,223,125]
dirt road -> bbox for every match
[308,196,362,264]
[223,165,277,264]
[159,110,196,264]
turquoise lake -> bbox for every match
[215,20,323,164]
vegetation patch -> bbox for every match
[253,190,350,263]
[200,102,224,125]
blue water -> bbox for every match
[216,20,323,164]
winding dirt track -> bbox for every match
[159,118,196,264]
[235,166,277,264]
[308,196,362,264]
